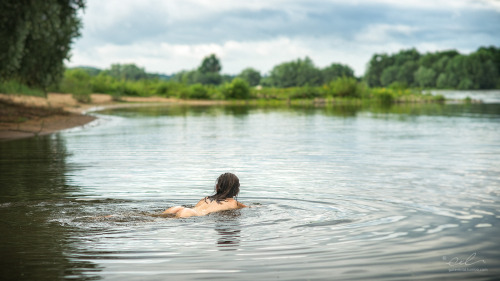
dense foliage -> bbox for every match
[238,68,261,87]
[264,57,354,87]
[365,47,500,89]
[171,54,229,85]
[0,0,86,91]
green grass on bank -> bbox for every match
[0,80,45,97]
[1,74,447,105]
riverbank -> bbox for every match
[0,93,98,140]
[0,93,225,141]
[0,90,477,141]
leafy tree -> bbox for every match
[0,0,86,91]
[476,46,500,75]
[445,55,472,88]
[223,78,250,99]
[91,72,118,94]
[458,78,474,90]
[397,61,419,86]
[414,66,437,88]
[170,54,224,85]
[322,63,354,84]
[419,50,458,70]
[238,68,261,86]
[188,84,209,99]
[364,54,394,87]
[380,65,399,86]
[59,68,92,102]
[436,73,450,88]
[393,48,420,66]
[105,63,148,81]
[468,51,498,89]
[194,71,222,85]
[327,77,364,98]
[198,54,221,74]
[365,47,499,89]
[221,74,235,84]
[269,57,322,87]
[172,70,195,84]
[259,76,273,87]
[433,56,451,74]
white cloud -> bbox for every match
[69,36,395,76]
[70,38,316,75]
[69,0,500,76]
[354,24,419,44]
[357,0,491,9]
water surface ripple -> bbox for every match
[1,95,499,280]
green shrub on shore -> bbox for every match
[223,78,250,99]
[59,69,92,103]
[432,94,446,102]
[188,84,209,99]
[370,88,394,104]
[326,77,366,98]
[0,80,45,97]
[290,86,323,99]
[1,67,454,105]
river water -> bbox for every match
[1,91,499,280]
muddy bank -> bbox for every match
[0,93,231,141]
[0,93,118,141]
[0,98,94,141]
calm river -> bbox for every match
[1,91,499,280]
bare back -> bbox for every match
[193,197,245,215]
[164,197,246,218]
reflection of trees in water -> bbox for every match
[100,105,252,117]
[99,102,500,121]
[0,135,72,200]
[0,135,100,280]
[213,211,242,251]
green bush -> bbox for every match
[188,84,209,99]
[91,73,117,94]
[328,77,363,98]
[154,83,169,96]
[0,80,45,97]
[60,69,92,103]
[388,81,408,90]
[433,94,445,102]
[370,88,394,104]
[223,78,250,99]
[290,86,323,99]
[154,81,187,97]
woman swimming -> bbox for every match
[163,173,247,218]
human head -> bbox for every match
[211,172,240,202]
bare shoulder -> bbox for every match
[195,197,208,207]
[226,198,247,209]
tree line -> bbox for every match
[365,47,500,89]
[50,56,443,105]
[170,54,354,88]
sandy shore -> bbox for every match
[0,93,229,141]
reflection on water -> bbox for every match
[0,136,100,281]
[214,211,242,250]
[99,100,500,120]
[1,93,499,280]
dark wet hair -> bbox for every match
[206,173,240,203]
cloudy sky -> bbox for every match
[68,0,500,76]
